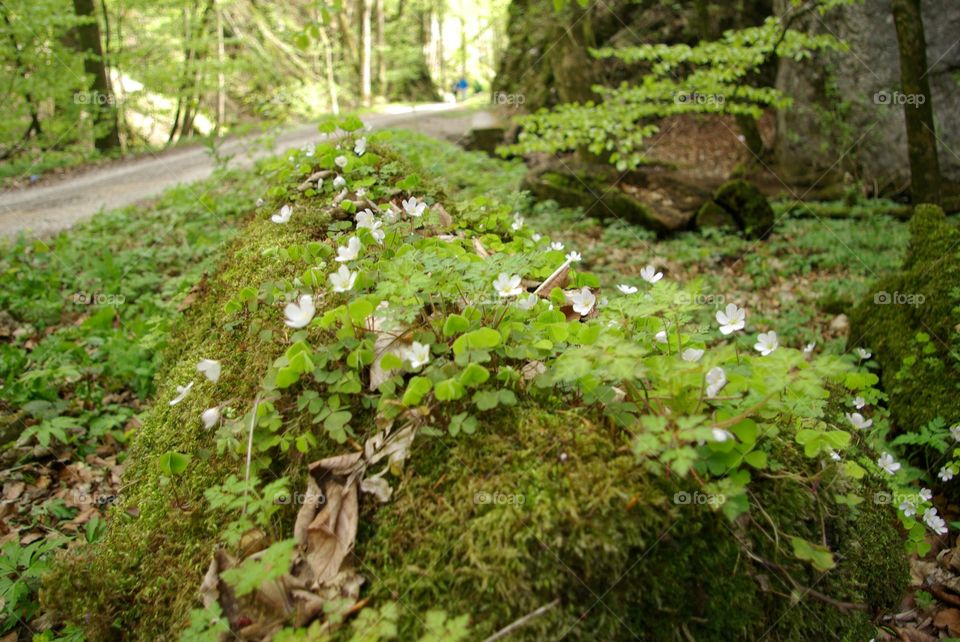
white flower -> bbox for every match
[705,367,727,398]
[404,342,431,369]
[565,251,582,263]
[493,273,523,298]
[402,197,427,218]
[196,359,221,383]
[829,449,841,461]
[336,236,362,262]
[335,155,348,168]
[617,284,638,295]
[303,143,315,157]
[853,396,866,409]
[355,187,365,197]
[284,294,316,328]
[924,507,948,535]
[639,265,663,284]
[949,423,960,441]
[271,204,293,224]
[803,342,816,354]
[329,265,358,293]
[354,137,367,156]
[569,287,596,316]
[201,407,221,429]
[855,347,872,360]
[516,293,538,311]
[655,330,668,344]
[681,348,704,363]
[256,198,265,208]
[532,233,542,242]
[511,214,524,231]
[754,331,779,356]
[712,428,734,442]
[920,487,933,502]
[716,303,746,335]
[169,381,194,406]
[845,412,873,430]
[899,500,916,517]
[939,466,955,482]
[333,175,347,188]
[550,242,564,251]
[355,209,384,243]
[876,452,900,475]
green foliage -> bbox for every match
[0,537,65,632]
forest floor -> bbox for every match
[0,103,486,240]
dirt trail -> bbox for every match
[0,104,485,239]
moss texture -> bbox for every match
[43,135,907,641]
[697,179,775,239]
[848,204,960,434]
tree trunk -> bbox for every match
[375,0,386,95]
[361,0,373,105]
[71,0,121,151]
[891,0,941,206]
[215,1,225,134]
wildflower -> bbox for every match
[493,273,523,298]
[681,348,704,362]
[655,330,668,344]
[354,137,367,156]
[716,303,746,335]
[404,342,430,369]
[569,287,596,316]
[712,428,734,442]
[355,188,365,197]
[532,233,542,242]
[336,237,362,262]
[640,265,663,284]
[899,500,916,517]
[920,488,933,502]
[402,197,426,218]
[923,507,948,535]
[271,204,293,224]
[256,198,265,208]
[196,359,221,383]
[565,251,582,263]
[951,423,960,441]
[329,265,358,293]
[335,155,348,168]
[617,284,638,295]
[845,412,873,430]
[876,452,900,475]
[201,407,220,429]
[303,143,315,157]
[939,466,955,482]
[803,342,816,354]
[169,381,194,406]
[853,396,866,409]
[333,175,347,188]
[356,209,384,243]
[705,367,727,398]
[754,331,778,356]
[828,450,841,462]
[517,293,538,311]
[284,294,316,328]
[511,214,524,231]
[856,347,872,360]
[550,242,564,251]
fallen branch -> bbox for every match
[481,599,560,642]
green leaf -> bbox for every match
[275,366,300,389]
[435,378,466,401]
[159,451,191,477]
[443,314,470,337]
[380,352,403,370]
[790,536,835,571]
[453,328,501,355]
[348,299,374,325]
[339,115,364,132]
[459,363,490,388]
[402,376,433,406]
[324,410,352,433]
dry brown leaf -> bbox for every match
[473,237,491,258]
[534,261,570,296]
[934,607,960,634]
[3,482,24,501]
[433,203,453,228]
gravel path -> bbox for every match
[0,104,484,239]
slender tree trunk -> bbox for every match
[71,0,121,151]
[375,0,386,95]
[215,1,225,134]
[361,0,372,105]
[891,0,941,206]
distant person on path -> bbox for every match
[455,77,469,102]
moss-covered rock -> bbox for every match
[848,204,960,434]
[42,133,907,642]
[697,179,776,238]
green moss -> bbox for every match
[848,204,960,434]
[701,179,775,239]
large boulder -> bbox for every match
[774,0,960,194]
[849,204,960,434]
[43,132,907,641]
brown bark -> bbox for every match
[71,0,121,151]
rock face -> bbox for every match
[696,179,776,238]
[774,0,960,193]
[849,204,960,435]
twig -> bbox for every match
[242,394,261,514]
[481,599,560,642]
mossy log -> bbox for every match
[43,137,907,641]
[696,179,776,239]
